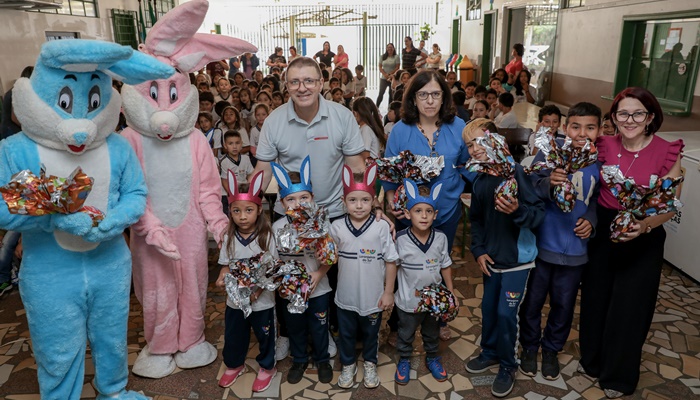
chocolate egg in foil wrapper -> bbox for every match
[602,165,683,242]
[370,150,444,184]
[414,283,459,323]
[271,260,311,314]
[526,131,598,212]
[224,273,254,317]
[282,202,338,266]
[465,131,519,202]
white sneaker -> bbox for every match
[363,361,379,389]
[337,363,357,389]
[328,331,337,358]
[275,336,290,361]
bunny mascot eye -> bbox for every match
[117,0,259,380]
[0,37,173,400]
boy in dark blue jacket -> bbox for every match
[462,120,545,398]
[518,102,602,381]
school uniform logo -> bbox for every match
[424,258,440,272]
[368,312,380,326]
[315,311,328,325]
[358,248,378,263]
[505,292,522,308]
[261,325,271,336]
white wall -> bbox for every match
[0,0,144,89]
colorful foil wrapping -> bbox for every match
[526,129,599,212]
[371,150,444,184]
[602,165,684,242]
[282,202,338,266]
[414,283,459,323]
[270,260,311,314]
[465,131,519,202]
[391,184,408,212]
[0,166,104,226]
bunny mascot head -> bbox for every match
[119,0,259,379]
[0,39,173,400]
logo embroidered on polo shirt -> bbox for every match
[313,136,329,140]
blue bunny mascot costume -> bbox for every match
[0,40,174,400]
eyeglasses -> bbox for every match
[286,78,321,90]
[614,111,649,123]
[416,91,443,101]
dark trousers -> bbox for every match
[580,207,666,395]
[327,214,345,333]
[273,212,290,339]
[376,78,393,107]
[221,195,228,215]
[396,308,440,359]
[284,293,331,364]
[519,258,584,353]
[223,306,275,370]
[337,307,382,365]
[480,268,530,369]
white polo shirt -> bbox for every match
[256,95,365,218]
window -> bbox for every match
[111,9,138,50]
[40,0,98,17]
[45,31,80,41]
[467,0,481,21]
[613,14,700,115]
[563,0,585,8]
[143,0,176,27]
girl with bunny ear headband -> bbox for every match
[119,0,260,380]
[342,162,378,197]
[0,38,173,400]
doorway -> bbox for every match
[481,11,497,86]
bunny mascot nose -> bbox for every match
[58,118,97,152]
[150,110,179,140]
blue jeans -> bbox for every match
[0,231,20,283]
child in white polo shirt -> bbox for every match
[330,163,398,389]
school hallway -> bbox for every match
[0,226,699,400]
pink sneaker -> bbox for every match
[252,367,277,392]
[218,365,245,388]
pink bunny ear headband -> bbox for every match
[342,163,378,197]
[227,170,264,207]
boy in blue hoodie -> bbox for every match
[518,102,602,380]
[462,120,545,398]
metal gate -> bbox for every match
[110,9,139,50]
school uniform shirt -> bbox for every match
[214,92,233,104]
[395,228,452,313]
[249,125,262,148]
[202,128,216,148]
[494,110,519,129]
[359,124,380,159]
[354,76,367,97]
[213,127,250,158]
[343,81,355,97]
[466,97,478,110]
[384,122,395,137]
[218,232,277,312]
[511,86,536,104]
[272,217,332,299]
[331,216,399,316]
[220,154,254,196]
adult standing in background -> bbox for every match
[426,44,442,70]
[206,59,229,82]
[228,56,240,78]
[266,47,288,74]
[415,39,429,69]
[334,45,349,70]
[241,52,260,80]
[288,46,301,63]
[579,87,683,399]
[313,41,335,73]
[376,43,400,107]
[402,36,426,76]
[505,43,525,85]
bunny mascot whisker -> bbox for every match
[0,39,173,399]
[120,0,258,378]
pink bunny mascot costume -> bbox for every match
[120,0,258,378]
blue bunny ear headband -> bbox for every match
[404,178,443,211]
[271,156,312,199]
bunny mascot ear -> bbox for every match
[227,169,238,198]
[142,0,257,73]
[430,183,443,202]
[300,156,311,187]
[248,171,264,198]
[342,164,354,193]
[271,162,292,191]
[404,179,419,201]
[364,163,378,187]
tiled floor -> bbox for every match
[1,231,700,399]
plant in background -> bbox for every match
[418,23,436,41]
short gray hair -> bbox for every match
[286,57,322,80]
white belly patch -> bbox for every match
[37,145,111,252]
[142,136,192,228]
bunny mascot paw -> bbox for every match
[0,39,173,399]
[96,389,152,400]
[119,0,258,377]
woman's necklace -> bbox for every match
[617,136,649,176]
[417,122,441,156]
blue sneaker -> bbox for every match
[394,358,410,385]
[426,356,448,382]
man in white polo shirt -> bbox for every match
[252,57,367,218]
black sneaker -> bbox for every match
[491,366,516,398]
[541,350,560,380]
[317,362,333,384]
[287,362,307,384]
[518,348,537,377]
[465,354,499,373]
